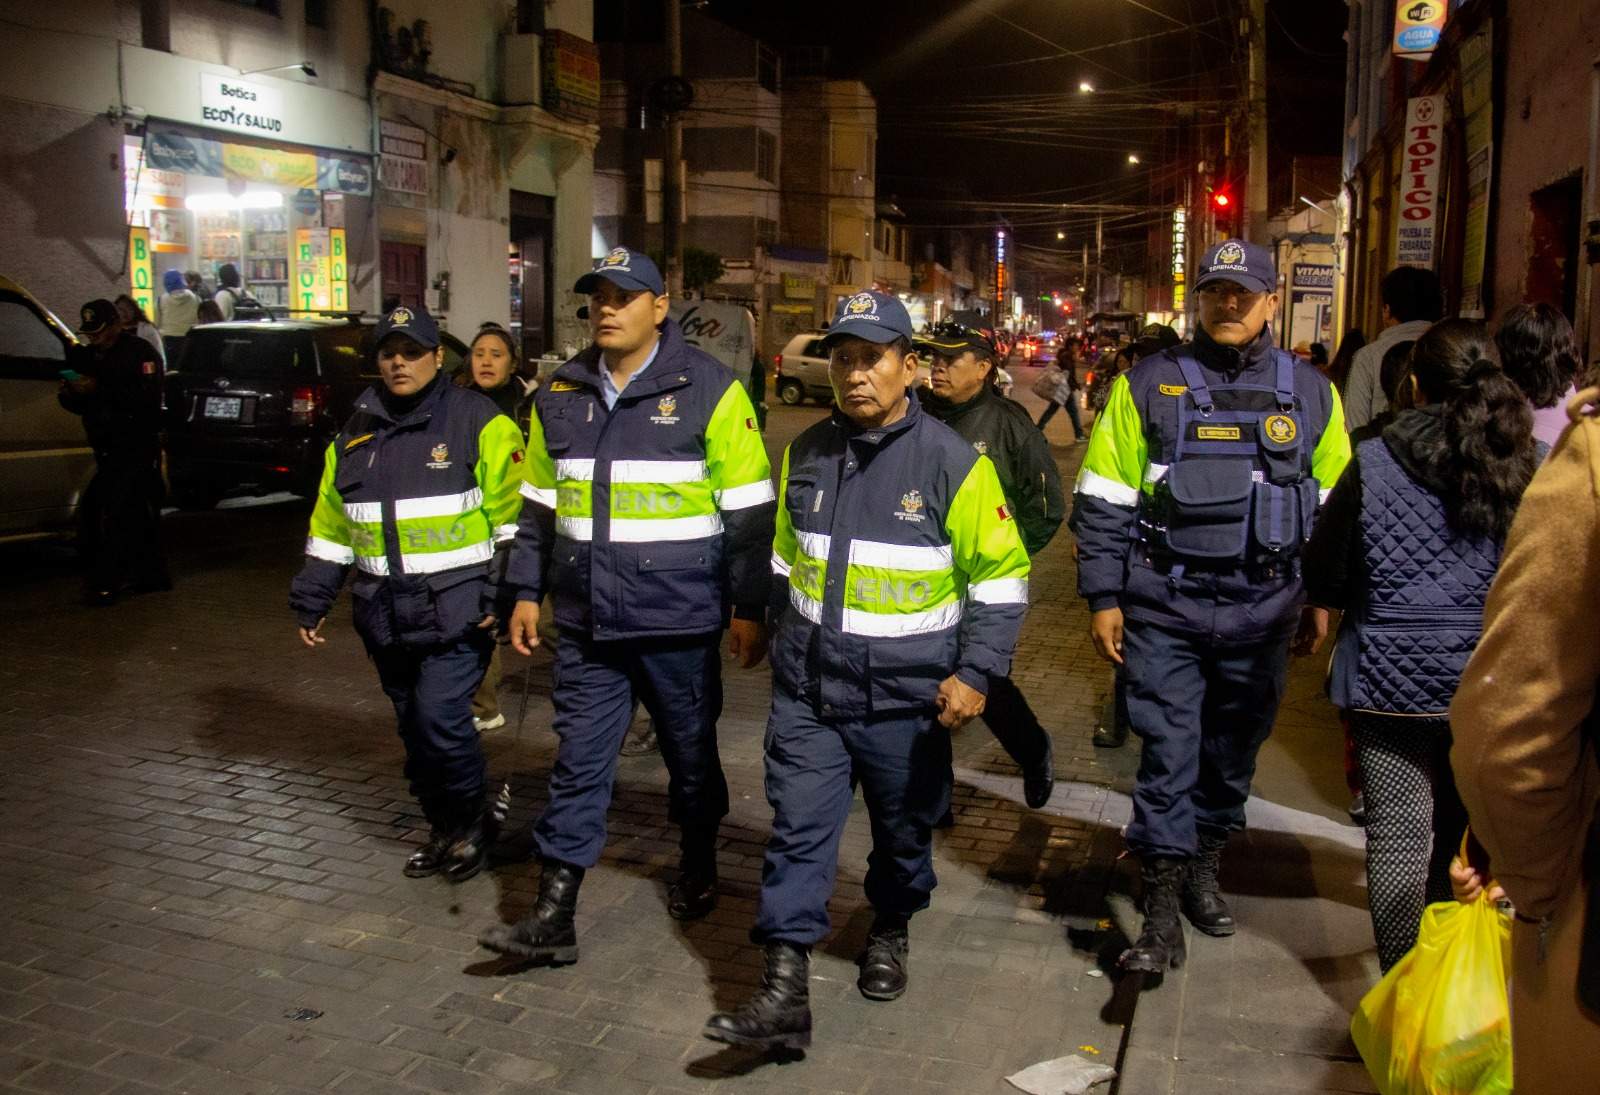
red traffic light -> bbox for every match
[1212,190,1231,209]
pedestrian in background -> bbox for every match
[704,292,1030,1049]
[1326,328,1367,394]
[1309,342,1329,373]
[214,263,243,320]
[157,269,200,365]
[1035,345,1086,441]
[58,299,169,605]
[456,323,535,734]
[184,269,210,301]
[1451,385,1600,1092]
[195,299,224,326]
[1297,319,1538,972]
[290,305,527,884]
[1343,267,1442,430]
[1072,239,1351,976]
[919,325,1063,808]
[1495,302,1581,452]
[115,294,165,371]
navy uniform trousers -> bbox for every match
[535,631,730,869]
[1120,619,1291,859]
[753,687,953,945]
[368,631,494,830]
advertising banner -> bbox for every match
[144,127,372,196]
[128,227,155,319]
[1393,0,1448,60]
[294,228,333,311]
[1458,25,1495,316]
[1395,96,1446,269]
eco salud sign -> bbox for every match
[1395,96,1445,269]
[199,74,286,137]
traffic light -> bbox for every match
[1211,187,1232,212]
[1208,185,1238,233]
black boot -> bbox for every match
[703,941,812,1050]
[1023,733,1056,810]
[441,803,497,884]
[404,830,450,878]
[857,913,909,1001]
[668,824,718,921]
[478,860,583,964]
[1120,857,1188,974]
[1181,830,1235,936]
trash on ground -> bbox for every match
[1006,1053,1118,1095]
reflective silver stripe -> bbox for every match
[1075,468,1140,507]
[343,500,382,523]
[609,514,724,542]
[1143,463,1169,486]
[716,479,777,510]
[354,555,391,576]
[968,577,1030,604]
[842,601,962,637]
[557,516,594,541]
[771,551,792,577]
[611,459,707,484]
[395,488,483,520]
[790,585,823,624]
[494,524,518,543]
[556,458,596,481]
[402,540,494,574]
[796,530,832,561]
[848,538,953,571]
[519,481,557,507]
[306,536,355,564]
[1319,488,1332,505]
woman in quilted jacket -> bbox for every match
[1293,319,1540,971]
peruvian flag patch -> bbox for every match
[997,504,1013,521]
[745,417,757,430]
[511,450,525,463]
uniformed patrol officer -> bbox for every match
[290,305,527,882]
[703,292,1031,1050]
[478,248,775,964]
[916,325,1064,808]
[1070,240,1351,975]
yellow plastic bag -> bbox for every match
[1351,896,1513,1095]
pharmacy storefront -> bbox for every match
[120,63,375,319]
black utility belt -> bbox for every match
[1138,551,1300,582]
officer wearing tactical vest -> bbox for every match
[1070,239,1351,976]
[478,248,775,964]
[704,291,1031,1050]
[291,305,527,883]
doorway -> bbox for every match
[380,241,426,311]
[1527,175,1582,316]
[510,191,554,362]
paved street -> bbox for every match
[0,369,1377,1094]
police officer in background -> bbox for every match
[916,325,1064,808]
[1070,240,1351,976]
[290,305,527,882]
[478,248,774,964]
[704,292,1031,1050]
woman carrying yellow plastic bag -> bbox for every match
[1351,848,1513,1095]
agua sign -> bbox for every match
[1393,0,1448,60]
[199,74,286,137]
[1395,96,1445,269]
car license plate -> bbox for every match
[204,396,243,420]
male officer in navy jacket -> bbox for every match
[479,249,775,964]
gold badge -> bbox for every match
[658,395,677,417]
[1264,414,1297,444]
[1159,384,1188,396]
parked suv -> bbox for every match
[165,317,466,508]
[773,333,831,405]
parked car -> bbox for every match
[0,274,95,542]
[773,332,832,405]
[164,316,467,508]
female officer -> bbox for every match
[457,323,535,732]
[290,305,527,882]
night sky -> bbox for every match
[707,0,1347,279]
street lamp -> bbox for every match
[1078,80,1094,93]
[239,62,318,78]
[1056,230,1066,240]
[1127,153,1141,165]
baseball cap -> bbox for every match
[821,291,915,348]
[915,325,997,361]
[1194,239,1277,295]
[574,247,666,296]
[374,304,441,349]
[78,299,118,335]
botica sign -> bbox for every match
[199,73,286,137]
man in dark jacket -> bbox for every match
[917,326,1064,808]
[478,248,775,965]
[59,299,169,604]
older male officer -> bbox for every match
[703,292,1031,1050]
[1070,240,1351,976]
[478,248,775,964]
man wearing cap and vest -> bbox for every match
[291,305,527,883]
[478,247,774,965]
[916,324,1064,809]
[1070,239,1351,976]
[703,291,1031,1050]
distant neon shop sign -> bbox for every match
[995,229,1007,301]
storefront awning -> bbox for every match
[141,119,373,196]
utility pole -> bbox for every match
[1094,215,1103,314]
[1081,239,1089,321]
[1246,0,1269,241]
[663,0,684,296]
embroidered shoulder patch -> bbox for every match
[1159,384,1187,396]
[547,380,581,393]
[343,432,375,450]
